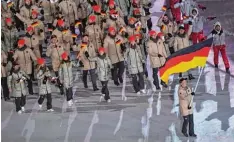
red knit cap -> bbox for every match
[61,52,68,59]
[5,18,12,23]
[37,58,45,65]
[57,19,64,27]
[133,9,141,15]
[157,32,164,38]
[149,30,157,36]
[109,9,117,15]
[92,5,101,12]
[135,34,142,39]
[31,10,38,16]
[109,0,115,7]
[27,26,34,32]
[89,15,96,23]
[98,47,105,53]
[128,35,135,42]
[128,17,135,22]
[108,27,116,33]
[18,39,25,46]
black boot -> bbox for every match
[93,87,99,91]
[226,68,230,74]
[189,134,197,137]
[119,77,123,83]
[161,81,168,88]
[215,64,218,68]
[188,74,195,80]
[156,86,161,90]
[114,81,120,86]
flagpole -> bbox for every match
[189,66,204,107]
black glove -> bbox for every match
[191,92,195,96]
[158,54,163,58]
[79,61,84,67]
[40,16,44,21]
[39,29,43,33]
[142,28,146,33]
[188,106,191,109]
[40,9,44,15]
[30,47,34,50]
[43,76,48,84]
[148,3,152,7]
[167,33,173,38]
[84,51,89,58]
[124,32,129,38]
[51,79,56,84]
[2,63,7,67]
[179,0,183,3]
[188,21,193,25]
[10,7,16,14]
[101,18,106,23]
[78,4,82,8]
[120,44,126,52]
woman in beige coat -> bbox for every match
[13,39,37,95]
[77,35,99,91]
[103,27,126,86]
[178,78,196,137]
[147,30,168,90]
[85,15,103,51]
[46,35,65,95]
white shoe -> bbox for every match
[21,107,25,112]
[18,110,22,114]
[141,89,146,94]
[99,96,103,102]
[107,99,111,103]
[47,109,54,112]
[137,91,141,95]
[39,105,42,109]
[68,100,73,107]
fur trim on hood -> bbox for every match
[191,8,199,17]
[214,21,221,30]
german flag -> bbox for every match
[72,34,77,38]
[159,38,213,84]
[62,29,68,34]
[116,39,122,45]
[161,25,166,31]
[135,26,141,32]
[183,15,189,20]
[31,21,39,28]
[7,1,13,8]
[48,28,53,32]
[119,27,125,34]
[75,21,81,27]
[161,5,167,11]
[81,43,87,48]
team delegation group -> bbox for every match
[1,0,233,134]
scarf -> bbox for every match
[98,53,106,59]
[18,46,27,51]
[109,33,116,39]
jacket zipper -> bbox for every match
[23,50,27,65]
[102,58,106,80]
[134,48,139,73]
[17,73,23,95]
[65,63,71,87]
